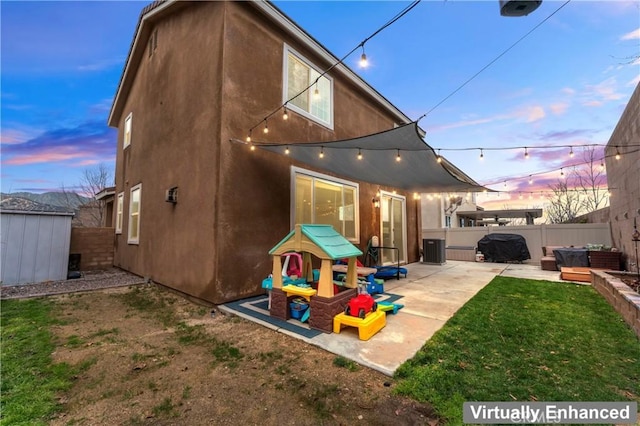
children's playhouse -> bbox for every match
[268,224,363,333]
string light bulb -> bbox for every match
[600,160,605,171]
[479,149,484,160]
[519,192,523,200]
[357,148,363,160]
[263,120,269,134]
[524,147,529,159]
[246,130,252,143]
[313,83,320,99]
[569,146,574,158]
[437,149,442,163]
[504,181,507,188]
[396,149,401,162]
[284,146,290,155]
[560,168,565,178]
[615,146,621,160]
[528,175,533,185]
[319,146,324,159]
[250,144,255,151]
[359,45,368,68]
[282,106,288,120]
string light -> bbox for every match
[560,168,564,178]
[528,175,533,185]
[524,147,529,159]
[250,144,255,151]
[319,146,324,159]
[396,149,401,162]
[357,148,363,160]
[284,146,290,155]
[569,146,574,158]
[263,119,269,134]
[313,83,320,99]
[615,146,621,160]
[437,149,442,163]
[479,149,484,160]
[600,160,605,171]
[359,45,368,68]
[246,130,252,143]
[282,106,288,120]
[504,181,507,188]
[519,192,523,200]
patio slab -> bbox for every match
[219,260,568,376]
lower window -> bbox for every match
[292,167,358,241]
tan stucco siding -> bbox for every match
[114,2,225,301]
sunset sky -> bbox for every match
[2,1,638,211]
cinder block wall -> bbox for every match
[70,228,114,271]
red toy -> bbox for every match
[345,293,377,319]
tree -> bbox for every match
[62,163,113,227]
[571,148,608,213]
[546,180,582,223]
[545,147,608,224]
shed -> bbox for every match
[1,198,74,285]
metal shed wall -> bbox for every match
[1,211,73,285]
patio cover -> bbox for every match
[257,122,487,193]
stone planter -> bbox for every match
[591,270,640,338]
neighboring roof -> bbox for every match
[0,196,75,216]
[458,209,543,220]
[269,224,363,259]
[95,186,116,201]
[108,0,412,127]
[258,122,486,193]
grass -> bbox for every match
[394,276,640,425]
[1,298,79,425]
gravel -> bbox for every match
[1,269,146,300]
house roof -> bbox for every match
[257,122,486,193]
[269,224,363,259]
[95,186,116,201]
[108,0,412,127]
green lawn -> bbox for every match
[1,298,77,426]
[394,276,640,425]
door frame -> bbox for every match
[379,191,407,265]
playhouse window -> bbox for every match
[292,167,358,241]
[283,46,333,129]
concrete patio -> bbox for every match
[219,260,571,376]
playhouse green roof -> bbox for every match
[269,224,363,259]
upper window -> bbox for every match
[292,167,358,241]
[128,184,141,244]
[283,46,333,129]
[123,113,132,149]
[115,192,124,234]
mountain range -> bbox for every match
[0,191,90,209]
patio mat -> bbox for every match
[222,292,404,340]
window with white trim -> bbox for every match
[292,167,358,241]
[128,184,141,244]
[283,46,333,128]
[116,192,124,234]
[123,113,132,149]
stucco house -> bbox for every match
[107,0,481,304]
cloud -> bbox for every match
[429,113,512,131]
[620,27,640,40]
[77,57,125,72]
[561,87,576,96]
[525,106,545,122]
[581,77,624,106]
[1,128,33,145]
[629,75,640,87]
[549,102,569,115]
[534,129,594,142]
[1,120,117,166]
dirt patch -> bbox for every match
[48,285,438,425]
